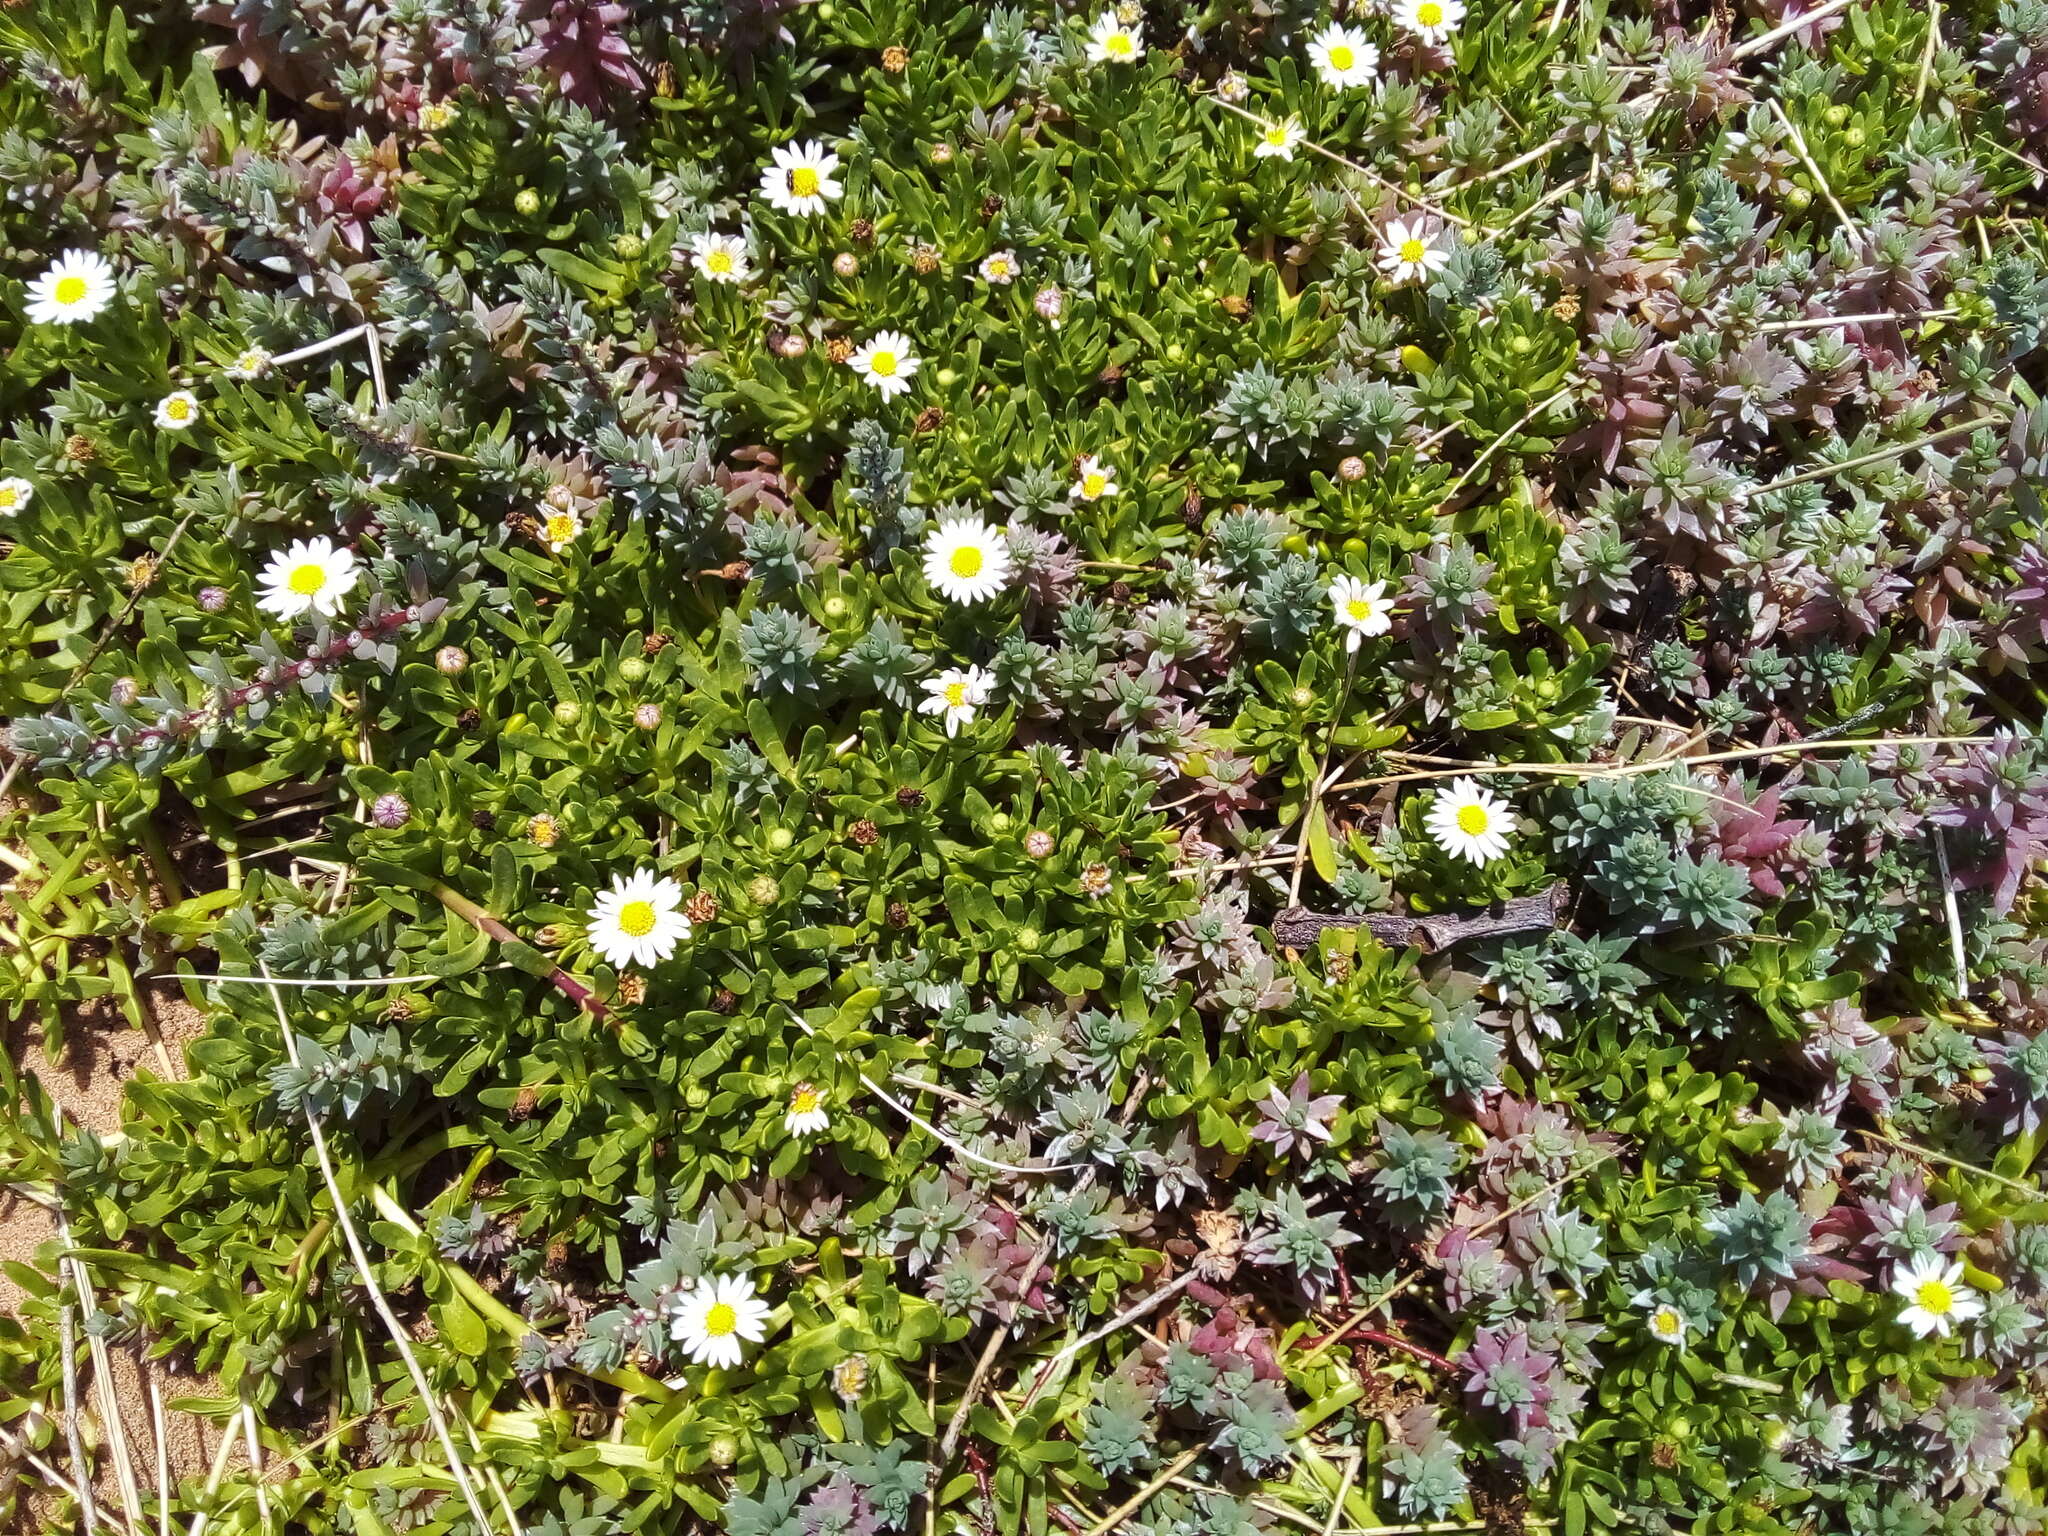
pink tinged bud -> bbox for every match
[371,792,411,829]
[436,645,469,675]
[198,586,229,612]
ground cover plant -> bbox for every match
[6,0,2048,1531]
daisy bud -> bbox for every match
[535,923,566,946]
[64,433,96,462]
[514,188,542,215]
[1022,829,1055,858]
[612,233,644,259]
[1338,455,1367,481]
[435,645,469,674]
[708,1436,741,1469]
[109,676,139,707]
[371,792,411,829]
[1218,70,1250,103]
[929,142,954,165]
[544,482,576,511]
[747,875,780,905]
[881,44,908,72]
[776,333,809,358]
[198,586,229,612]
[552,700,582,726]
[1034,285,1065,325]
[634,702,662,730]
[832,251,860,277]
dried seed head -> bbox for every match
[849,818,880,848]
[1551,289,1582,322]
[684,890,719,924]
[911,244,943,275]
[511,1085,538,1121]
[850,217,875,243]
[643,632,672,655]
[913,406,945,434]
[1218,294,1250,317]
[616,974,647,1006]
[63,433,95,462]
[824,336,855,364]
[1325,951,1354,983]
[128,556,158,593]
[881,45,908,72]
[1080,862,1112,897]
[712,987,739,1014]
[885,900,912,927]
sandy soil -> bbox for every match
[4,988,229,1530]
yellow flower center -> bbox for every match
[54,275,88,305]
[789,166,820,198]
[1651,1307,1683,1338]
[703,1302,738,1336]
[949,545,983,578]
[287,562,327,595]
[0,488,17,509]
[1106,33,1134,56]
[1400,238,1427,263]
[1417,2,1444,24]
[944,682,969,707]
[707,249,734,273]
[791,1089,821,1113]
[990,258,1009,276]
[1455,804,1491,836]
[1346,598,1372,621]
[618,900,657,937]
[1915,1279,1954,1314]
[1329,45,1354,69]
[868,349,898,377]
[546,514,577,544]
[1083,473,1107,497]
[165,398,191,421]
[239,351,264,370]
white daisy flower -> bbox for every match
[919,665,995,737]
[542,506,583,553]
[1328,574,1395,650]
[758,139,842,217]
[1070,455,1119,501]
[1891,1255,1982,1340]
[1377,217,1451,285]
[586,869,692,970]
[256,536,361,622]
[153,391,201,432]
[23,250,116,326]
[0,477,32,516]
[847,330,920,399]
[784,1083,831,1136]
[1424,777,1518,866]
[418,99,459,132]
[690,232,752,284]
[1253,117,1305,161]
[922,517,1013,605]
[978,249,1021,285]
[1394,0,1465,45]
[1084,10,1145,63]
[1307,23,1380,89]
[669,1273,771,1370]
[225,346,273,381]
[1644,1303,1688,1346]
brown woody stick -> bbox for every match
[1271,882,1569,953]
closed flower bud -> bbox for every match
[372,792,411,828]
[747,874,780,905]
[552,700,582,725]
[436,645,469,674]
[619,655,648,682]
[832,251,860,277]
[535,922,566,947]
[612,233,644,259]
[929,142,954,165]
[634,702,662,730]
[708,1435,741,1469]
[1022,829,1054,858]
[1338,455,1367,481]
[198,585,229,612]
[109,675,139,707]
[777,332,809,358]
[514,188,542,215]
[1034,286,1065,324]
